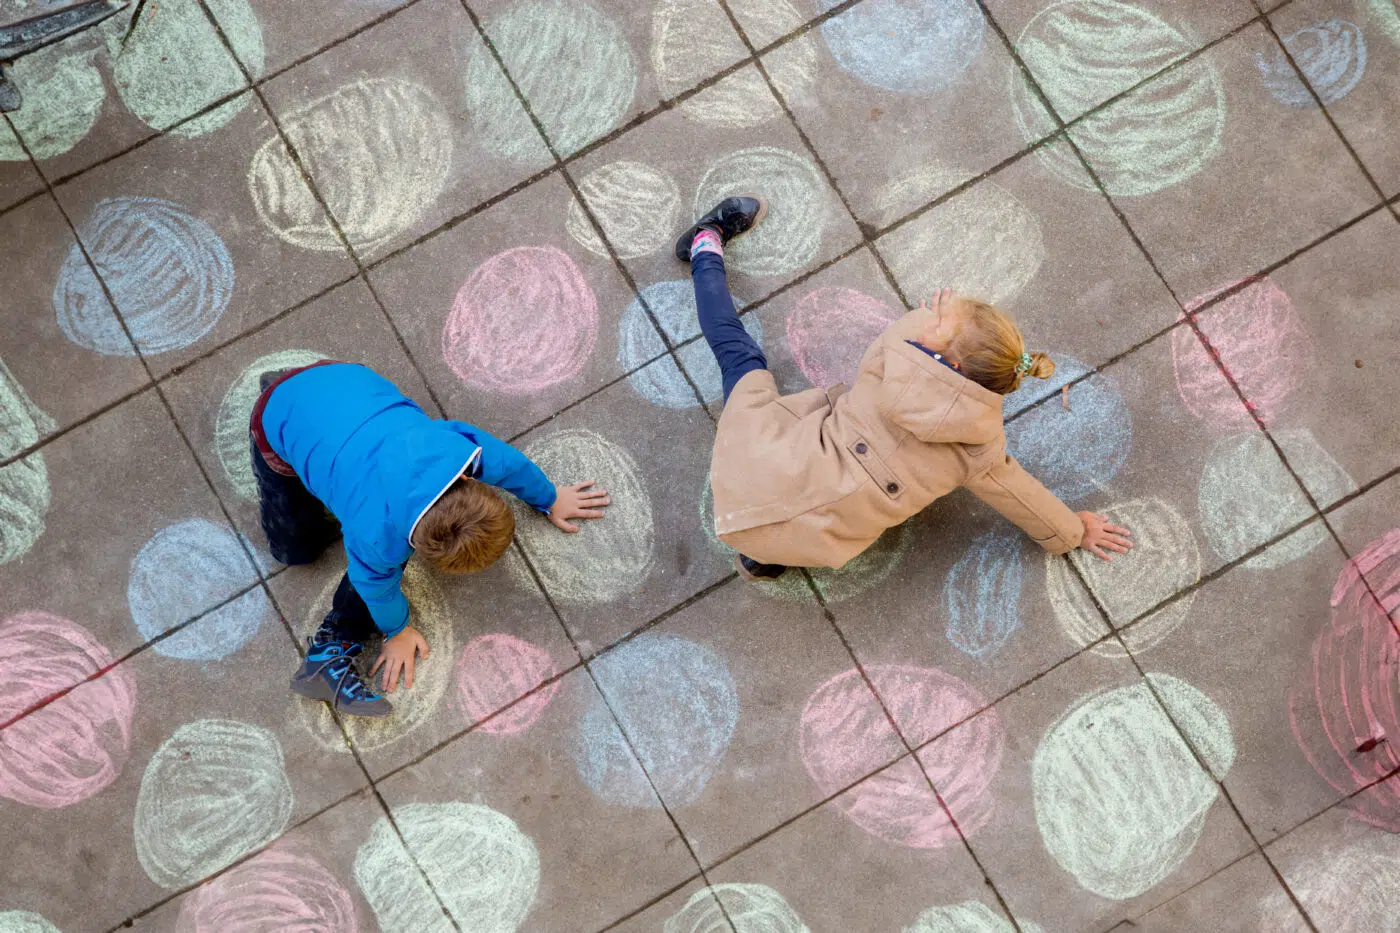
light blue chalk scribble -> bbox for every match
[54,197,235,357]
[619,280,761,409]
[1004,361,1131,503]
[943,529,1027,659]
[817,0,984,94]
[574,633,739,808]
[1256,20,1366,107]
[1004,351,1085,417]
[128,518,267,661]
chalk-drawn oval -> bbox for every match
[0,47,105,161]
[694,147,828,277]
[466,0,636,159]
[800,666,1003,848]
[134,719,293,889]
[1010,0,1226,196]
[0,360,55,566]
[442,246,598,395]
[875,163,1044,308]
[215,349,328,499]
[249,78,453,256]
[1257,831,1400,933]
[296,559,454,752]
[354,802,539,933]
[1198,429,1355,568]
[818,0,984,93]
[663,883,809,933]
[567,161,682,259]
[112,0,264,137]
[0,913,62,933]
[455,633,559,734]
[513,429,654,603]
[128,518,267,660]
[786,285,900,389]
[55,197,235,357]
[174,842,356,933]
[0,611,136,809]
[943,529,1028,659]
[574,632,738,808]
[906,902,1046,933]
[1033,674,1233,900]
[1004,366,1131,503]
[1369,0,1400,48]
[1257,20,1366,107]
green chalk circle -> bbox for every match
[0,913,61,933]
[0,47,105,161]
[0,359,55,566]
[1010,0,1226,196]
[1367,1,1400,46]
[905,902,1045,933]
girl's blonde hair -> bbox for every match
[949,298,1055,395]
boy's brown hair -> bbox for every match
[414,478,515,574]
[948,298,1055,395]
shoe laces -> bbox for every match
[307,639,383,706]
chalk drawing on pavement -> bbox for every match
[0,45,104,161]
[695,147,828,277]
[1258,831,1400,932]
[785,285,899,389]
[0,359,55,565]
[1004,366,1131,503]
[663,883,810,933]
[174,841,357,933]
[817,0,984,94]
[943,529,1029,659]
[905,902,1045,933]
[567,161,682,260]
[455,633,559,734]
[0,913,61,933]
[215,349,329,499]
[1257,20,1367,107]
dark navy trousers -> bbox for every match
[692,249,768,401]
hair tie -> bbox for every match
[1015,352,1033,376]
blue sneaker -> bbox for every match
[290,638,393,717]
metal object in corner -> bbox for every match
[0,0,129,113]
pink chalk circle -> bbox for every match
[786,285,900,388]
[0,610,136,809]
[1333,528,1400,619]
[442,245,598,395]
[1173,277,1314,430]
[799,666,1003,848]
[455,633,560,734]
[175,842,356,933]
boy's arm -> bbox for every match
[345,550,411,637]
[469,427,557,513]
[963,454,1084,555]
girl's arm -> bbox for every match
[963,454,1085,555]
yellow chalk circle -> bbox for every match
[134,719,293,889]
[1033,674,1234,900]
[1010,0,1225,196]
[694,147,829,277]
[876,162,1044,306]
[249,78,454,256]
[354,802,539,933]
[215,349,328,499]
[295,560,453,752]
[513,429,655,603]
[905,902,1045,933]
[663,883,809,933]
[0,46,104,161]
[566,161,682,259]
[0,358,56,566]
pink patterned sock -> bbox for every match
[690,227,723,258]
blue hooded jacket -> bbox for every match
[260,364,556,636]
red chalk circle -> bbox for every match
[1173,277,1314,430]
[455,634,559,734]
[0,611,136,809]
[785,285,900,388]
[175,842,356,933]
[799,666,1003,849]
[442,246,598,395]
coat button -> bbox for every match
[886,482,899,494]
[855,442,868,455]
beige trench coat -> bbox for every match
[711,307,1084,567]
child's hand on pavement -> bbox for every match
[1077,512,1133,562]
[548,480,611,533]
[370,625,430,693]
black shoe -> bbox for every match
[290,637,393,718]
[674,195,769,262]
[736,553,787,581]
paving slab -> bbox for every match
[208,0,416,76]
[1122,853,1306,932]
[1328,470,1400,622]
[0,138,43,213]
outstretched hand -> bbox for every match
[1077,511,1133,562]
[370,625,429,693]
[548,480,611,533]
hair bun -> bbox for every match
[1027,352,1055,380]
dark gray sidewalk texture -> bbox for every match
[1,0,1399,931]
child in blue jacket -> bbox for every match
[250,362,608,717]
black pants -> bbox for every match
[250,434,377,643]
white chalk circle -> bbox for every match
[249,78,454,256]
[0,913,61,933]
[905,902,1045,933]
[134,719,294,889]
[215,349,328,499]
[875,163,1044,307]
[296,560,454,752]
[128,518,267,660]
[694,147,829,277]
[664,883,809,933]
[111,0,264,137]
[1368,1,1400,47]
[55,196,235,357]
[818,0,984,94]
[355,802,539,933]
[466,0,636,159]
[1258,831,1400,933]
[1048,498,1200,655]
[512,429,655,603]
[619,280,761,409]
[0,46,105,161]
[1010,0,1226,196]
[1033,674,1234,900]
[1198,429,1355,569]
[567,161,682,259]
[0,359,55,566]
[574,632,738,808]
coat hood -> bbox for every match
[380,421,482,544]
[874,339,1005,446]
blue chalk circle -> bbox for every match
[1004,350,1085,416]
[1004,358,1131,503]
[574,632,739,808]
[619,280,761,409]
[1256,20,1366,107]
[54,197,235,357]
[943,529,1027,659]
[128,518,267,661]
[818,0,984,93]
